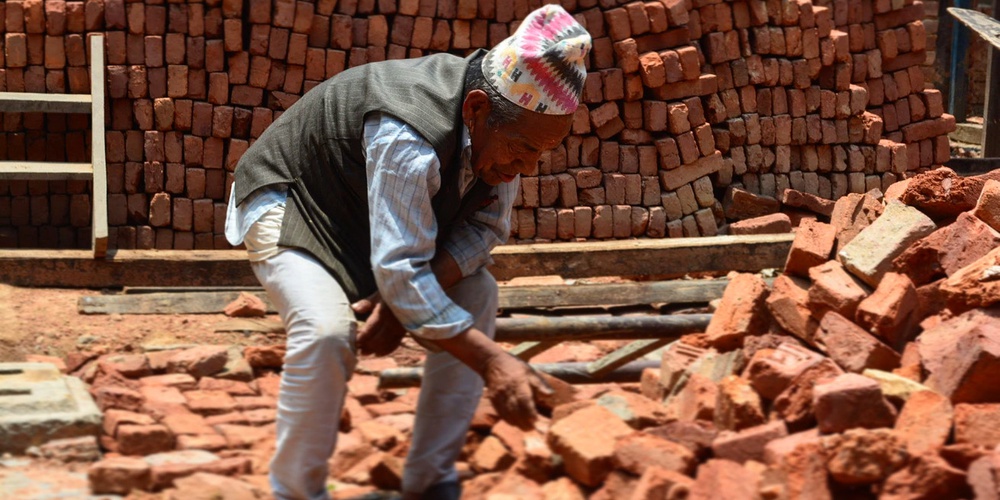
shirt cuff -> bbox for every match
[405,301,475,340]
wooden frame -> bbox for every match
[0,34,107,257]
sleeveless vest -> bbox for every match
[233,50,492,302]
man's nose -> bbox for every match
[516,156,539,175]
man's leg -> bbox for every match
[401,269,499,496]
[251,249,357,500]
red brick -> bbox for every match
[783,219,836,277]
[744,342,823,401]
[604,8,631,41]
[713,374,767,432]
[894,390,953,455]
[117,424,175,456]
[88,457,151,495]
[951,404,1000,449]
[712,420,788,464]
[639,52,666,88]
[547,406,632,486]
[689,459,759,499]
[705,273,771,351]
[919,308,1000,403]
[813,373,897,433]
[816,311,900,373]
[614,433,696,478]
[729,213,793,235]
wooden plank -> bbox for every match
[0,162,93,180]
[488,234,793,281]
[0,250,260,288]
[508,341,560,361]
[498,278,738,309]
[90,34,108,259]
[84,277,731,314]
[948,8,1000,51]
[123,286,265,294]
[586,338,672,378]
[213,318,284,333]
[0,92,92,114]
[78,291,275,314]
[0,235,791,289]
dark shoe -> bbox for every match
[420,481,461,500]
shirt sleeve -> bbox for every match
[363,113,474,340]
[440,178,518,277]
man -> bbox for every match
[225,6,591,499]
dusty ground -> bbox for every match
[0,284,287,363]
[0,284,277,499]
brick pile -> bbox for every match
[0,0,954,250]
[70,344,288,494]
[68,166,1000,497]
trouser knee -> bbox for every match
[284,315,356,367]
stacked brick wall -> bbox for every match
[0,0,955,250]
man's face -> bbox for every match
[463,90,574,186]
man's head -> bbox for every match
[463,5,592,186]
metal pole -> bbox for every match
[378,360,660,388]
[493,314,712,343]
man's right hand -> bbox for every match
[429,328,554,430]
[352,292,407,357]
[481,353,554,430]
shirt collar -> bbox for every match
[461,124,472,158]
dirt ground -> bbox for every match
[0,283,286,364]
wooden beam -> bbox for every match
[82,278,739,314]
[0,235,792,289]
[0,162,93,180]
[0,250,260,288]
[945,157,1000,174]
[498,278,745,309]
[78,291,275,315]
[586,339,672,378]
[508,341,560,361]
[948,8,1000,50]
[0,92,92,114]
[488,234,793,281]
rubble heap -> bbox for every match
[74,344,285,495]
[74,166,1000,498]
[0,0,954,248]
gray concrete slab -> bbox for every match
[0,363,102,454]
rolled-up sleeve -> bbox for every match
[440,178,517,277]
[364,114,474,340]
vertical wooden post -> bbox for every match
[90,34,108,258]
[983,0,1000,157]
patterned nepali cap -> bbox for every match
[482,4,592,116]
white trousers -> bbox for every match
[249,232,497,499]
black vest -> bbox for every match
[233,51,492,302]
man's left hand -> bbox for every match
[352,292,407,357]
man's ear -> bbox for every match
[462,89,491,126]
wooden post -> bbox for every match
[984,0,1000,157]
[949,6,1000,157]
